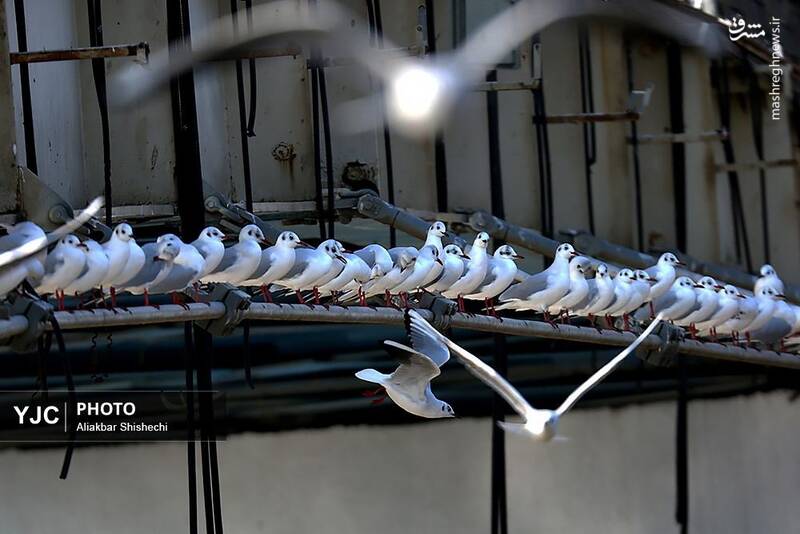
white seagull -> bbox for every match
[274,238,345,304]
[191,227,226,278]
[342,248,416,305]
[425,244,469,294]
[201,224,265,285]
[464,245,523,314]
[120,240,181,303]
[441,232,491,310]
[0,221,47,298]
[35,235,87,308]
[148,234,207,300]
[100,223,134,302]
[62,240,110,297]
[673,276,721,334]
[754,264,784,296]
[496,242,577,313]
[390,244,444,306]
[355,310,454,418]
[241,231,306,302]
[546,256,592,321]
[695,285,742,339]
[406,309,663,441]
[636,276,697,322]
[573,264,616,323]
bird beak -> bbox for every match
[569,252,579,258]
[693,283,703,289]
[336,254,347,264]
[512,254,524,260]
[153,256,162,261]
[676,260,686,266]
[258,238,268,246]
[298,240,313,249]
[647,276,657,282]
[776,293,786,300]
[78,243,89,251]
[341,248,352,253]
[462,253,471,259]
[222,235,235,243]
[436,258,444,266]
[715,284,724,290]
[737,293,746,299]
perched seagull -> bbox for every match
[241,231,306,302]
[191,227,226,279]
[305,240,348,292]
[636,276,697,322]
[441,232,491,310]
[355,310,454,418]
[352,244,393,275]
[613,269,656,329]
[644,252,683,310]
[389,221,447,259]
[741,286,784,339]
[754,264,784,296]
[34,235,87,308]
[317,252,372,304]
[406,309,663,441]
[342,248,416,304]
[0,221,47,298]
[100,223,134,301]
[496,242,577,313]
[695,285,742,339]
[425,244,469,294]
[391,245,444,306]
[274,239,345,304]
[714,293,759,342]
[546,256,592,322]
[121,240,181,302]
[597,269,637,328]
[201,224,265,285]
[748,295,795,348]
[573,264,615,322]
[62,240,110,297]
[674,276,721,334]
[110,237,146,290]
[148,234,207,299]
[464,245,523,315]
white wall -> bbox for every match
[0,391,797,533]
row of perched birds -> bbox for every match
[0,218,797,349]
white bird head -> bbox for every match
[595,263,609,278]
[435,400,456,418]
[319,239,346,263]
[697,276,719,291]
[157,233,182,245]
[200,227,225,242]
[239,224,265,244]
[521,410,558,442]
[758,285,785,301]
[113,223,134,242]
[155,240,180,262]
[617,269,635,284]
[658,252,683,268]
[276,231,303,249]
[570,256,591,276]
[474,232,491,249]
[419,245,443,265]
[554,243,578,261]
[495,245,523,260]
[674,276,696,291]
[398,250,417,271]
[634,269,655,283]
[369,264,386,280]
[84,240,103,253]
[722,284,740,298]
[60,234,82,248]
[444,244,468,259]
[760,264,777,277]
[428,220,447,239]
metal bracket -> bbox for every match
[195,284,251,337]
[635,321,684,367]
[415,293,457,332]
[203,186,282,243]
[7,296,52,353]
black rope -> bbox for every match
[425,0,449,213]
[309,0,327,242]
[229,0,254,212]
[371,0,397,247]
[713,60,753,272]
[578,24,596,236]
[531,38,553,238]
[183,323,198,534]
[748,71,770,264]
[666,43,687,252]
[13,0,37,174]
[675,355,689,534]
[35,332,50,401]
[244,0,258,137]
[318,69,336,238]
[624,36,644,251]
[243,321,254,389]
[87,0,113,226]
[50,316,77,480]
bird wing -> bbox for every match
[652,288,678,311]
[555,314,663,417]
[148,264,195,294]
[403,310,449,367]
[122,255,162,288]
[406,310,533,417]
[573,278,598,310]
[498,268,549,301]
[388,246,417,265]
[210,245,241,274]
[247,247,276,280]
[280,248,313,280]
[353,246,377,267]
[383,340,441,401]
[0,197,102,270]
[644,265,660,278]
[42,248,65,276]
[191,238,214,260]
[0,232,31,253]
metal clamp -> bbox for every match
[635,321,684,367]
[196,284,251,337]
[7,296,53,353]
[415,293,457,332]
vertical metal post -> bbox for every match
[667,43,687,252]
[0,0,18,213]
[87,0,113,225]
[748,73,770,264]
[423,0,449,213]
[531,38,553,238]
[13,0,36,174]
[675,354,689,534]
[578,24,596,236]
[229,0,254,212]
[624,36,644,251]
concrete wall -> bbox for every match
[0,391,797,533]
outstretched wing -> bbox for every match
[403,310,449,367]
[406,310,533,418]
[555,314,663,417]
[383,340,441,402]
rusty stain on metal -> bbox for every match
[272,142,296,162]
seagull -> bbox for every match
[464,245,523,315]
[713,292,759,343]
[191,227,226,279]
[748,296,796,349]
[612,269,656,329]
[355,310,454,418]
[425,244,469,294]
[573,263,615,324]
[635,276,697,322]
[201,224,265,285]
[673,276,721,335]
[388,222,448,289]
[405,309,663,441]
[754,264,784,296]
[274,238,346,304]
[241,231,306,302]
[546,256,592,322]
[62,240,110,297]
[644,252,683,303]
[100,223,134,304]
[496,242,577,313]
[304,240,348,294]
[390,244,444,307]
[695,285,742,339]
[34,235,87,308]
[352,244,393,276]
[599,269,640,328]
[110,237,146,288]
[148,234,207,301]
[0,221,47,298]
[317,252,372,304]
[740,286,783,340]
[341,248,416,305]
[441,232,491,310]
[121,240,181,303]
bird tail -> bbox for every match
[355,368,388,385]
[497,421,529,436]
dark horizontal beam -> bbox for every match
[534,111,639,125]
[10,42,149,64]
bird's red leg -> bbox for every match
[295,289,306,305]
[359,287,367,307]
[401,292,410,308]
[457,295,465,313]
[313,287,321,305]
[143,289,150,307]
[260,284,273,304]
[110,286,117,308]
[649,301,655,319]
[689,323,697,340]
[384,290,392,307]
[623,314,630,331]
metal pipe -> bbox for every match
[48,303,225,330]
[0,316,28,341]
[468,210,560,257]
[471,80,539,92]
[9,42,148,64]
[628,129,728,145]
[533,111,639,125]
